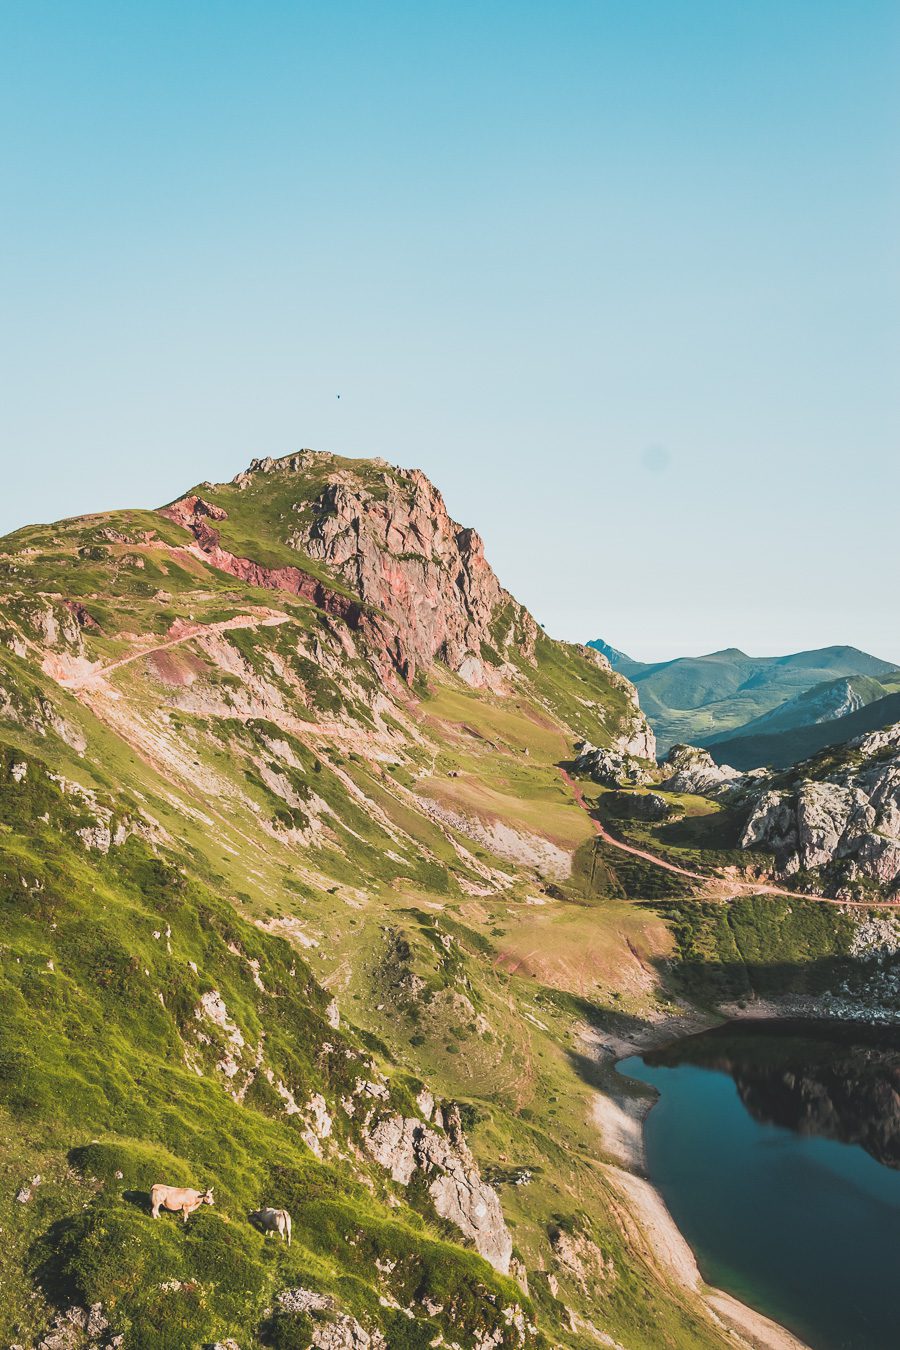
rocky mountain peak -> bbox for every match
[153,450,657,756]
[231,449,335,485]
[168,452,541,692]
[292,462,535,688]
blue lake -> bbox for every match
[619,1021,900,1350]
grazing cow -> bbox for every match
[249,1206,292,1245]
[150,1184,214,1223]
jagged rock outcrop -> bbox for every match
[659,744,750,801]
[739,724,900,894]
[579,646,656,759]
[282,459,537,687]
[605,791,671,822]
[309,1317,384,1349]
[363,1103,513,1274]
[572,741,654,788]
[32,1303,111,1350]
[569,655,656,787]
[274,1291,385,1350]
[161,493,228,526]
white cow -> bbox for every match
[150,1184,214,1223]
[249,1206,292,1245]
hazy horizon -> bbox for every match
[2,2,898,663]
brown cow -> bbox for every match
[149,1184,214,1222]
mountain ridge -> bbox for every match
[588,637,898,755]
[709,690,900,772]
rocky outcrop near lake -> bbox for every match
[739,724,900,896]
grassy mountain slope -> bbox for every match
[0,453,739,1350]
[709,675,889,740]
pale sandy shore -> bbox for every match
[604,1165,809,1350]
[583,1016,812,1350]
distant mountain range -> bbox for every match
[587,639,900,764]
[707,686,900,771]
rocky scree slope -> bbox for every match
[0,451,746,1350]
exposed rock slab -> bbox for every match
[659,743,750,800]
[738,723,900,894]
[363,1103,513,1274]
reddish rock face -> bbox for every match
[161,493,411,687]
[161,494,228,527]
[293,468,537,683]
[161,465,537,690]
[61,599,102,631]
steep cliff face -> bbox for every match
[362,1101,513,1274]
[160,450,654,756]
[231,453,537,689]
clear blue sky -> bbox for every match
[2,2,898,661]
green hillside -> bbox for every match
[705,674,887,740]
[708,690,900,772]
[0,455,737,1350]
[588,640,898,754]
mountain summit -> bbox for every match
[156,451,655,754]
[163,450,539,693]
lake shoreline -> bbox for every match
[581,995,897,1350]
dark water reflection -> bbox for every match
[620,1021,900,1350]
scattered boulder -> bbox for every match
[273,1290,384,1349]
[35,1304,109,1350]
[310,1316,385,1349]
[276,1289,336,1316]
[659,744,749,801]
[573,742,654,788]
[15,1173,41,1203]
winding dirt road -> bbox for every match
[41,610,290,690]
[559,768,898,910]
